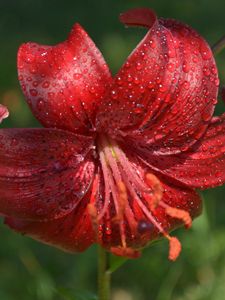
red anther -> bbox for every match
[165,206,192,229]
[145,173,163,209]
[168,236,182,261]
[111,246,141,259]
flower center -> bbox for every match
[88,135,192,260]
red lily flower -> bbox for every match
[0,104,9,123]
[0,8,224,261]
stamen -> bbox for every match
[87,174,99,221]
[145,173,163,209]
[97,151,111,220]
[104,161,127,248]
[96,134,186,260]
[167,236,182,261]
[87,174,100,241]
[161,203,192,229]
[111,141,148,191]
[117,181,128,213]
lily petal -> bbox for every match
[0,105,9,123]
[119,8,156,28]
[96,8,218,154]
[4,193,94,253]
[146,113,225,190]
[18,23,112,134]
[0,128,95,220]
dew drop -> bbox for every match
[167,63,175,73]
[168,49,176,58]
[89,86,96,94]
[11,138,18,146]
[154,133,164,141]
[33,81,39,87]
[183,81,190,90]
[182,62,190,73]
[105,227,112,235]
[137,220,153,234]
[25,54,34,64]
[37,98,44,110]
[127,74,133,82]
[149,39,156,49]
[202,110,211,122]
[29,89,38,97]
[42,81,50,88]
[73,73,82,80]
[211,66,217,75]
[134,77,140,85]
[203,67,210,77]
[214,78,220,87]
[111,90,118,100]
[116,76,123,86]
[136,62,143,71]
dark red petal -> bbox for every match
[4,193,95,253]
[96,14,177,136]
[146,113,225,190]
[96,9,218,154]
[0,104,9,123]
[152,177,202,231]
[18,23,112,134]
[120,8,156,28]
[0,128,95,220]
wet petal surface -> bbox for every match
[0,128,95,220]
[18,24,112,134]
[96,8,218,154]
[146,113,225,189]
[5,193,94,253]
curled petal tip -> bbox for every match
[119,7,157,28]
[0,105,9,123]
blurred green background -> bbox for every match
[1,0,225,299]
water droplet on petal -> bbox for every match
[42,81,50,88]
[73,73,82,80]
[37,98,44,110]
[111,90,118,100]
[137,220,153,234]
[29,89,38,97]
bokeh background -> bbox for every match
[1,0,225,299]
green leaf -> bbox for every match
[56,287,97,300]
[109,254,128,273]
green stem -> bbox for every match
[98,246,111,300]
[212,34,225,55]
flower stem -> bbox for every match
[212,34,225,55]
[98,245,111,300]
